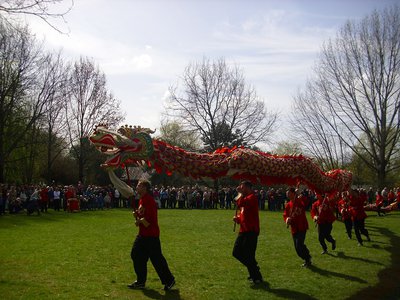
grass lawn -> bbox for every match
[0,208,399,299]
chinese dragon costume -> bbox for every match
[89,124,353,198]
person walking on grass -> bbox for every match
[338,192,353,239]
[350,189,371,246]
[311,193,337,254]
[232,180,264,285]
[128,180,175,291]
[283,187,312,268]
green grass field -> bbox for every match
[1,208,399,299]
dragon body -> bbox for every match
[89,125,352,194]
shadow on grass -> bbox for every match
[329,251,384,266]
[307,265,367,284]
[251,282,318,299]
[141,288,181,299]
[346,224,400,300]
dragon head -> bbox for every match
[89,124,155,168]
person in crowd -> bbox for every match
[375,190,386,216]
[39,186,49,213]
[104,190,112,209]
[232,180,263,285]
[53,186,61,211]
[381,187,389,207]
[202,187,210,209]
[169,187,177,209]
[177,187,186,209]
[311,193,337,254]
[129,180,175,291]
[350,189,371,246]
[387,189,395,204]
[27,186,41,216]
[268,188,276,211]
[259,188,266,210]
[225,187,233,209]
[283,187,312,267]
[160,187,168,209]
[338,192,353,239]
[7,185,18,213]
[367,187,375,204]
[114,188,121,208]
[19,186,28,210]
[218,188,225,209]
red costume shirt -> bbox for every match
[236,192,260,234]
[137,193,160,237]
[338,199,352,221]
[311,199,336,224]
[283,195,309,235]
[350,194,367,221]
[376,194,384,207]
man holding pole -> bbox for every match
[232,180,263,284]
[311,193,337,254]
[283,187,312,267]
[128,180,175,291]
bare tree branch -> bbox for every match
[165,57,278,150]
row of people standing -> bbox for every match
[0,183,125,215]
[153,185,305,211]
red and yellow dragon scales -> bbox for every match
[89,125,352,194]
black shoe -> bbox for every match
[358,242,363,247]
[252,278,263,284]
[164,278,175,291]
[332,240,336,250]
[128,281,145,289]
[321,250,327,254]
[367,236,371,242]
[302,260,312,267]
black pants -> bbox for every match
[354,219,370,244]
[317,223,335,251]
[344,219,352,239]
[292,231,311,262]
[131,235,174,285]
[232,232,263,281]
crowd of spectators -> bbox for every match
[0,182,399,216]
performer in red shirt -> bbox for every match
[40,186,49,213]
[375,190,386,216]
[338,192,353,239]
[311,193,337,254]
[350,189,371,246]
[128,180,175,291]
[232,180,263,284]
[283,187,312,267]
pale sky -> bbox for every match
[21,0,397,150]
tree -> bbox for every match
[0,18,50,182]
[66,56,125,183]
[272,141,303,156]
[165,57,277,152]
[290,83,353,170]
[36,51,70,182]
[290,6,400,188]
[201,121,246,152]
[0,0,73,33]
[158,120,200,151]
